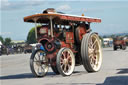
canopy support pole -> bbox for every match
[33,18,39,40]
[50,17,53,38]
[34,22,37,39]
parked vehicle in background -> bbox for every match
[113,36,127,50]
[103,38,113,47]
[24,44,32,53]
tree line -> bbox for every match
[0,36,12,46]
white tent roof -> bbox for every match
[0,41,2,45]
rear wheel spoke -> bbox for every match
[92,39,97,47]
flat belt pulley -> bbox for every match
[44,41,56,53]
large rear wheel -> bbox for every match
[56,48,75,76]
[30,49,49,77]
[81,33,102,72]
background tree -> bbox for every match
[27,27,37,44]
[103,35,107,38]
[110,34,116,39]
[4,38,11,46]
[0,36,4,44]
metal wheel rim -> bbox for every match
[60,49,75,75]
[88,34,102,71]
[33,51,48,76]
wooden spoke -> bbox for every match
[57,48,75,76]
[30,50,48,77]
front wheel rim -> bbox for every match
[32,50,48,76]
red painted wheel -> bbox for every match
[56,48,75,76]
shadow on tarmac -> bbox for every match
[97,68,128,85]
[97,76,128,85]
[0,72,56,80]
[1,69,128,85]
[0,71,85,80]
[117,68,128,74]
[46,83,96,85]
[0,73,34,80]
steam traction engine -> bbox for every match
[24,8,102,77]
[113,36,127,50]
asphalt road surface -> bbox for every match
[0,47,128,85]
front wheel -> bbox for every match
[56,48,75,76]
[81,32,102,72]
[30,49,49,77]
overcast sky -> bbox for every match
[1,0,128,40]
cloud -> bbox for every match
[1,32,12,35]
[24,0,45,6]
[1,0,45,11]
[1,0,10,6]
[1,0,10,9]
[56,5,71,11]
